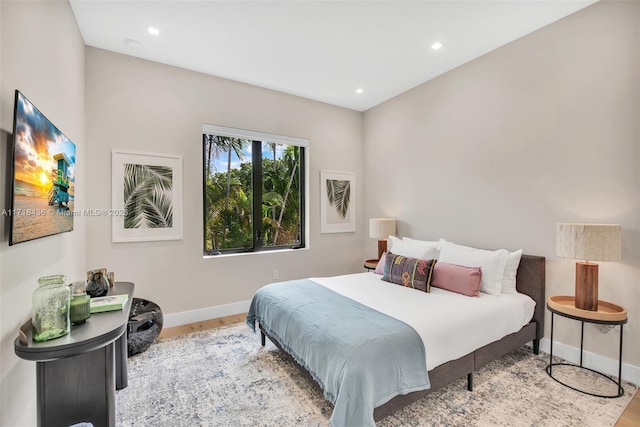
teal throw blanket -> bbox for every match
[246,279,430,427]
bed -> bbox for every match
[246,253,545,426]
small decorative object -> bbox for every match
[107,271,115,288]
[556,223,622,311]
[369,218,396,260]
[32,275,70,342]
[128,298,163,357]
[90,294,129,313]
[69,281,91,325]
[86,269,110,298]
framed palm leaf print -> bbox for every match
[112,150,183,242]
[320,170,355,233]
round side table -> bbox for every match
[364,259,378,271]
[546,295,627,398]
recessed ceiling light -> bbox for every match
[124,38,143,49]
[355,88,364,94]
[148,27,160,36]
[431,42,443,50]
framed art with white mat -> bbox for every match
[320,170,355,233]
[112,150,183,242]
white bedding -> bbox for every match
[309,272,535,371]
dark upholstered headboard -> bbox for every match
[515,254,546,340]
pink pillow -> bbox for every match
[432,262,482,297]
[373,253,387,275]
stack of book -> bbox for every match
[90,294,129,314]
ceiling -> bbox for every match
[69,0,597,112]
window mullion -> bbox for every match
[297,147,306,248]
[252,140,263,250]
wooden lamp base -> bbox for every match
[377,239,387,260]
[575,262,599,311]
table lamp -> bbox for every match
[556,223,621,311]
[369,218,396,260]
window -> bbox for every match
[202,125,307,255]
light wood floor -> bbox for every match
[161,314,639,426]
[616,389,640,427]
[159,313,246,338]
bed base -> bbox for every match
[257,254,545,423]
[259,320,535,421]
[373,322,537,421]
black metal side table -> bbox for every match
[546,295,627,398]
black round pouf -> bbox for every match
[127,298,163,357]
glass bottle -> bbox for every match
[32,275,70,342]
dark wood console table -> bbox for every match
[15,282,134,427]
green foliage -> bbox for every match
[203,139,302,253]
[123,164,173,229]
[326,179,350,219]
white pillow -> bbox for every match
[501,249,523,294]
[438,239,509,296]
[388,235,402,251]
[402,237,440,249]
[388,235,440,260]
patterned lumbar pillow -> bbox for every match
[382,253,437,292]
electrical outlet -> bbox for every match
[272,269,279,280]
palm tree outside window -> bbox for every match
[203,126,306,255]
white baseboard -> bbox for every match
[163,300,251,328]
[538,338,639,386]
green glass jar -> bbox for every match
[32,275,70,342]
[69,294,91,325]
[69,281,91,326]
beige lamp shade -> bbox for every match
[369,218,396,240]
[556,223,621,312]
[556,223,622,262]
[369,218,396,260]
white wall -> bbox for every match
[84,48,364,318]
[363,0,639,370]
[0,1,86,426]
[1,2,637,425]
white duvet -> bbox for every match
[309,272,535,371]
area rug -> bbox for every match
[116,323,636,427]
